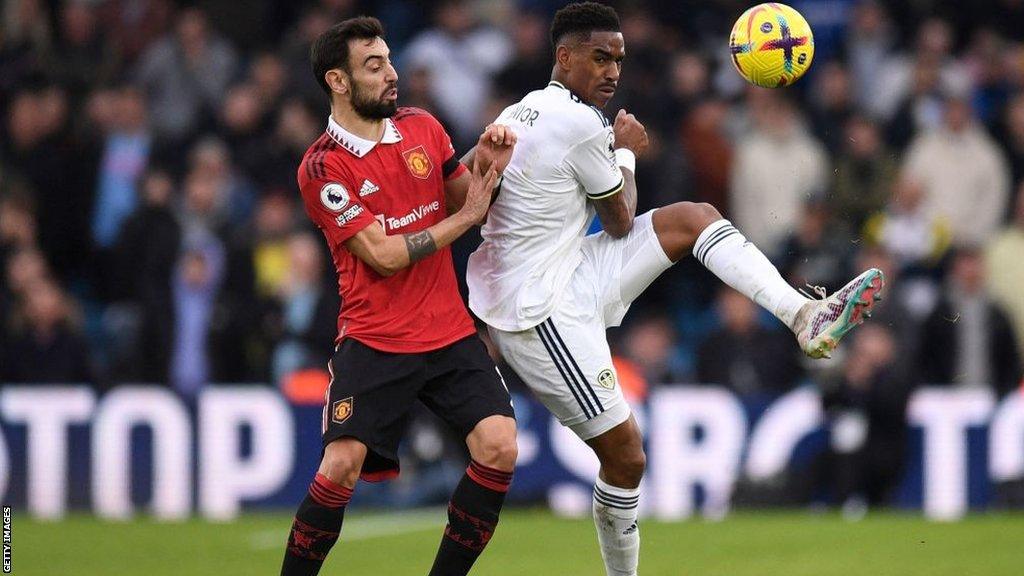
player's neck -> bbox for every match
[330,107,386,142]
[549,72,593,107]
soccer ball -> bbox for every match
[729,3,814,88]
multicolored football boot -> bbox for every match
[793,268,885,359]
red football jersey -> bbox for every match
[298,107,473,353]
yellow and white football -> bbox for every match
[729,3,815,88]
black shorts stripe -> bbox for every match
[696,225,737,265]
[536,323,596,418]
[546,319,604,413]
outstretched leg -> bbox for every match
[651,202,883,357]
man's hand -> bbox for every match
[458,161,499,225]
[613,109,649,157]
[473,124,517,175]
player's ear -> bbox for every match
[325,69,348,95]
[555,44,572,71]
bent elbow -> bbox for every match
[605,219,633,239]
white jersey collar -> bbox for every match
[326,114,403,158]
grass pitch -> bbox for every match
[11,509,1023,575]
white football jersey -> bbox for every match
[467,81,623,331]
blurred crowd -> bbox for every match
[2,0,1024,507]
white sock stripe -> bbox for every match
[594,477,641,495]
[594,487,640,505]
[695,225,737,264]
[696,226,740,265]
[594,494,639,510]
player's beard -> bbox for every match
[351,81,398,119]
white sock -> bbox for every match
[593,477,640,576]
[693,219,808,330]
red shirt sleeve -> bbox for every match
[299,171,377,246]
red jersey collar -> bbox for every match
[326,115,403,158]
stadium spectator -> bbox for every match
[729,89,828,255]
[852,245,923,376]
[777,194,854,292]
[884,56,947,149]
[2,246,50,341]
[619,315,687,386]
[52,1,117,103]
[696,288,805,396]
[917,247,1022,394]
[863,173,951,275]
[996,93,1024,195]
[0,189,36,259]
[665,51,712,128]
[845,0,898,115]
[170,235,225,397]
[278,6,335,102]
[210,192,297,382]
[830,115,898,232]
[809,61,856,155]
[492,10,551,101]
[0,276,94,385]
[903,95,1010,247]
[217,83,268,177]
[679,97,731,212]
[3,86,95,282]
[243,97,322,194]
[871,17,968,123]
[99,0,174,65]
[401,0,512,149]
[269,231,338,386]
[91,84,151,252]
[111,168,180,382]
[819,324,911,514]
[135,7,239,142]
[186,137,256,228]
[986,186,1024,361]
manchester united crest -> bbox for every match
[402,146,433,179]
[332,397,353,424]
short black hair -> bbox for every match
[310,16,385,96]
[550,2,620,50]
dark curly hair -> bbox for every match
[549,2,621,49]
[310,16,385,96]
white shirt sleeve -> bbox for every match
[564,125,624,200]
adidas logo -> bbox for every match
[622,523,638,535]
[359,179,379,197]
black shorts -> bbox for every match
[321,334,515,481]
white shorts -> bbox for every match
[488,210,673,440]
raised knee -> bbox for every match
[695,202,722,222]
[662,202,723,238]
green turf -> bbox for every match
[9,509,1023,575]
